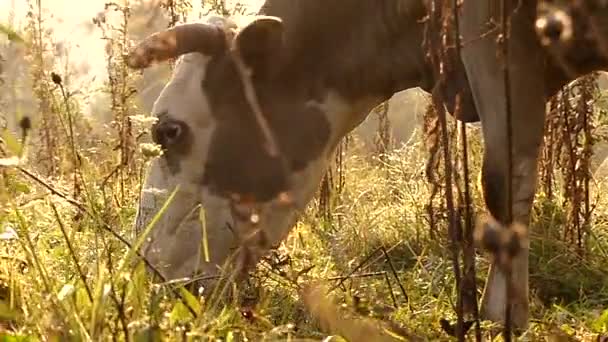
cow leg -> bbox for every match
[458,1,547,330]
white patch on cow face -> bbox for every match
[134,50,379,287]
[135,51,238,282]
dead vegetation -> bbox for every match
[0,1,607,341]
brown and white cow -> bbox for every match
[127,0,608,331]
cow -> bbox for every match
[126,0,608,332]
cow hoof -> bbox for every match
[439,318,475,338]
[481,302,529,336]
[480,262,530,333]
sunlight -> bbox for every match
[0,0,264,115]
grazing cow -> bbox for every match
[127,0,608,331]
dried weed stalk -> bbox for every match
[316,136,349,230]
[94,2,140,203]
[373,101,392,166]
[539,73,601,254]
[24,0,59,175]
[423,0,481,339]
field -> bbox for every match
[1,1,608,341]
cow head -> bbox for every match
[535,0,608,77]
[128,16,363,290]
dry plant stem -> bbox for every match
[581,78,594,252]
[500,0,514,340]
[318,136,348,229]
[327,246,383,293]
[381,246,410,307]
[317,169,333,224]
[49,201,93,303]
[424,2,466,338]
[540,98,558,198]
[10,199,72,331]
[16,166,199,317]
[102,239,130,342]
[55,79,85,206]
[374,101,392,165]
[561,92,579,243]
[325,271,386,282]
[539,5,601,253]
[29,0,58,174]
[459,118,482,342]
[433,88,464,341]
[423,103,443,241]
[335,137,348,195]
[382,271,398,309]
[451,0,482,339]
[255,260,302,291]
[18,167,84,210]
[57,83,79,169]
[98,3,137,204]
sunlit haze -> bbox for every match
[0,0,263,119]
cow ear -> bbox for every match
[233,16,284,78]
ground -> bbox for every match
[1,128,607,341]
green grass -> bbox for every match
[0,129,607,341]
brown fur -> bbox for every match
[198,0,478,200]
[196,0,608,202]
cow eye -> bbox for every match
[152,119,186,148]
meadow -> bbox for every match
[1,1,608,341]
